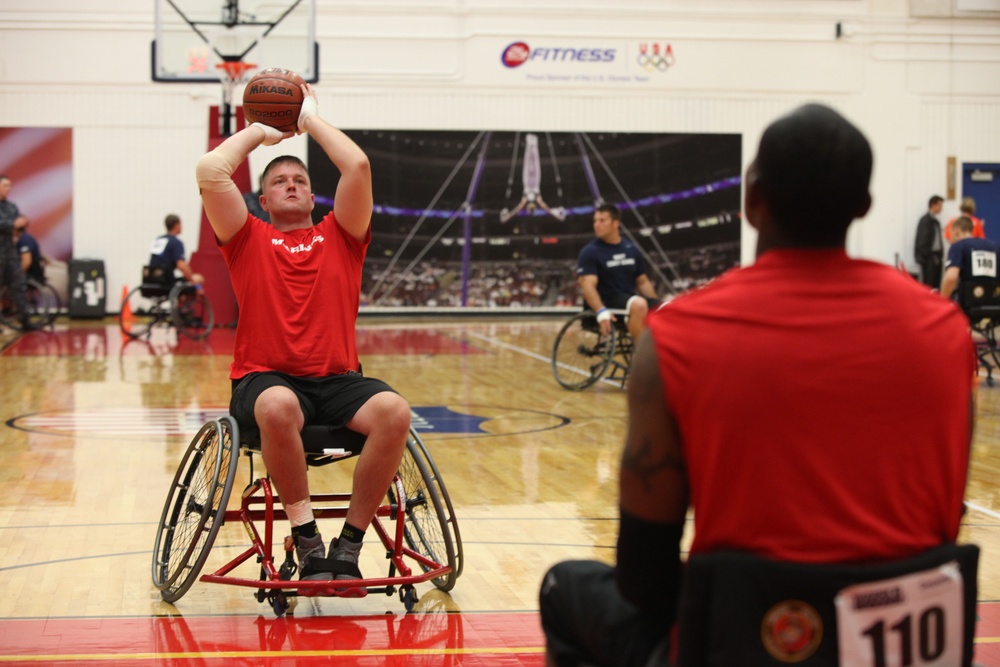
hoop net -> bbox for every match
[216,61,257,105]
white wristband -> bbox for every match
[298,95,318,133]
[251,123,285,146]
[596,308,612,323]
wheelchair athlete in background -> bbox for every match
[550,204,658,391]
[120,213,214,340]
[576,203,660,343]
[941,214,1000,386]
[940,215,999,304]
[148,213,204,288]
[196,81,410,593]
[0,215,59,331]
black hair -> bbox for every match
[755,103,873,246]
[929,195,944,207]
[595,203,621,222]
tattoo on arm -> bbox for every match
[622,435,684,493]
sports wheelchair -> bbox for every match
[675,543,979,666]
[0,278,60,330]
[551,309,633,390]
[960,280,1000,387]
[151,416,463,616]
[120,266,214,340]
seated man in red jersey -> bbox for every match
[196,85,410,592]
[539,104,976,666]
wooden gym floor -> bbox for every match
[1,316,1000,665]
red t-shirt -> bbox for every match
[219,213,369,379]
[649,248,975,564]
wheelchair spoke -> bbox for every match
[152,418,238,602]
[394,433,461,591]
[552,312,616,390]
[172,286,215,340]
[120,286,167,339]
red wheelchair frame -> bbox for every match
[152,416,463,616]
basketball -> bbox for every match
[242,68,306,133]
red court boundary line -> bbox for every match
[4,605,1000,665]
[0,611,544,665]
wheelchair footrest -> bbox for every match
[295,579,369,598]
[332,585,367,599]
[300,556,362,579]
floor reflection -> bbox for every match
[4,322,493,358]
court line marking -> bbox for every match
[464,331,553,363]
[5,641,1000,661]
[0,647,546,661]
[966,501,1000,522]
[0,550,152,573]
[465,331,625,389]
[470,333,1000,514]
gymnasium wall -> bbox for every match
[1,0,999,313]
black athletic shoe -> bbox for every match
[328,537,363,580]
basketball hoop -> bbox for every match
[216,60,257,105]
[215,60,256,137]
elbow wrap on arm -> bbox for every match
[616,509,684,621]
[195,125,266,194]
[196,148,242,194]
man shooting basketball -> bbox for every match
[196,82,410,593]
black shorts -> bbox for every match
[603,292,661,312]
[230,371,397,438]
[540,560,670,666]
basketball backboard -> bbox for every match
[152,0,318,84]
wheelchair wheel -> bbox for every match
[26,280,60,327]
[120,285,164,339]
[0,284,17,329]
[152,416,239,603]
[390,428,463,591]
[170,284,214,340]
[0,280,52,331]
[551,312,616,390]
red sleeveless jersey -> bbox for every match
[649,248,975,563]
[220,213,369,379]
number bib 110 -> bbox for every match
[835,561,963,667]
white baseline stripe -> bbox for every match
[965,501,1000,521]
[465,331,624,389]
[465,331,553,364]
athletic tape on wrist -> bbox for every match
[298,96,318,133]
[253,122,284,146]
[596,308,612,323]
